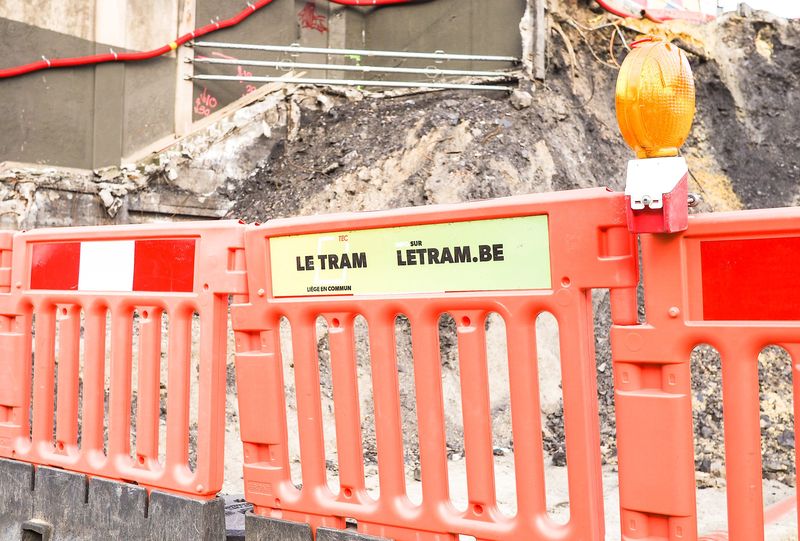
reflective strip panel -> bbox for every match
[701,236,800,320]
[30,239,196,292]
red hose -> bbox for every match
[643,10,665,23]
[629,36,654,48]
[0,0,419,79]
[595,0,702,23]
[595,0,639,19]
[330,0,415,4]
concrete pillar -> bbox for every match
[92,0,127,168]
[522,0,547,80]
[174,0,196,137]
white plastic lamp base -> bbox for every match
[624,156,688,210]
[624,156,689,233]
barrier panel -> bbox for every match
[612,206,800,541]
[0,221,247,499]
[1,186,797,540]
[232,187,638,540]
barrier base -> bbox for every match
[0,459,225,541]
[244,514,390,541]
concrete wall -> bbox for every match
[0,18,97,168]
[0,16,177,169]
[0,0,525,169]
[0,0,184,168]
[365,0,526,74]
[190,0,366,122]
[0,1,97,45]
[0,0,181,53]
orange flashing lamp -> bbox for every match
[616,37,696,159]
[617,37,695,234]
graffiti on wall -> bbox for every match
[298,1,328,33]
[193,51,259,117]
[194,87,218,117]
[212,52,257,95]
[192,3,330,120]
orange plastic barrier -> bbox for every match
[612,206,800,541]
[232,188,638,540]
[3,186,796,538]
[0,221,246,498]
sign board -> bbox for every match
[269,215,551,297]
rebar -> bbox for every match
[190,74,513,92]
[192,57,510,78]
[193,41,519,63]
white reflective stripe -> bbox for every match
[78,240,136,292]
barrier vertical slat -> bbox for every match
[368,311,406,501]
[292,315,328,492]
[615,233,698,540]
[0,315,17,428]
[455,311,497,512]
[236,318,294,508]
[327,316,366,498]
[108,306,134,460]
[0,314,10,429]
[135,308,162,462]
[410,312,450,508]
[197,298,228,491]
[32,306,56,447]
[166,305,192,470]
[81,305,107,455]
[0,310,32,436]
[559,291,604,537]
[786,344,800,534]
[505,310,547,520]
[720,342,765,541]
[55,305,81,449]
[607,226,638,326]
[21,311,34,433]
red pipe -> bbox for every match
[0,0,419,79]
[629,36,654,48]
[595,0,639,19]
[329,0,415,4]
[643,10,665,23]
[595,0,704,23]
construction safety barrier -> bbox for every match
[231,188,638,540]
[612,206,800,541]
[0,188,798,541]
[0,221,247,499]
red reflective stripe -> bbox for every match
[132,239,196,292]
[30,239,196,292]
[701,237,800,320]
[30,242,80,290]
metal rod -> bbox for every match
[190,74,513,92]
[193,41,519,63]
[192,57,510,78]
